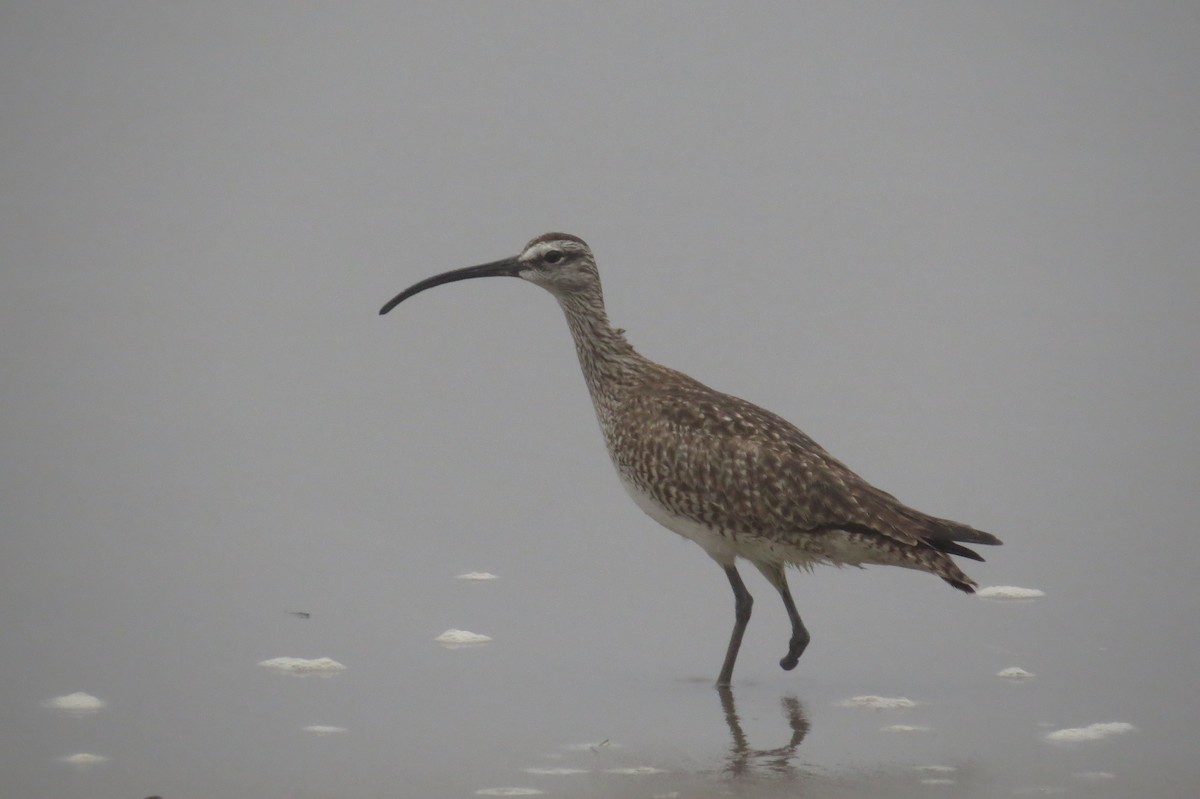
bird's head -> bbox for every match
[379,232,599,315]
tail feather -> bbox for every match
[924,551,979,593]
[923,518,1002,563]
[944,575,976,594]
[917,518,1001,593]
[930,539,988,562]
[937,520,1003,547]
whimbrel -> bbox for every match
[380,233,1001,686]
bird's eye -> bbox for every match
[544,250,564,264]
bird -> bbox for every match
[380,232,1001,686]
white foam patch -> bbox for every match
[435,629,493,646]
[258,657,346,676]
[475,789,544,796]
[456,572,500,580]
[523,767,588,775]
[977,585,1045,600]
[914,765,957,773]
[881,724,932,733]
[1073,771,1116,780]
[997,666,1035,681]
[44,692,106,714]
[1044,721,1135,743]
[920,778,956,785]
[604,766,669,775]
[303,725,347,735]
[839,695,917,709]
[60,753,107,765]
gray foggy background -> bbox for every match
[3,2,1198,797]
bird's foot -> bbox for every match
[779,636,808,671]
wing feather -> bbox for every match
[610,374,998,554]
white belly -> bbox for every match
[616,472,894,572]
[617,472,741,565]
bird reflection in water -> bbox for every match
[718,687,810,778]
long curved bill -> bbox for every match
[379,256,522,315]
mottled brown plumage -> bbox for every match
[608,369,994,585]
[381,233,1001,685]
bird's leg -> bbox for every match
[754,562,810,671]
[776,587,810,670]
[717,565,754,687]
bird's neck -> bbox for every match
[556,291,653,423]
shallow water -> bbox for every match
[16,553,1195,799]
